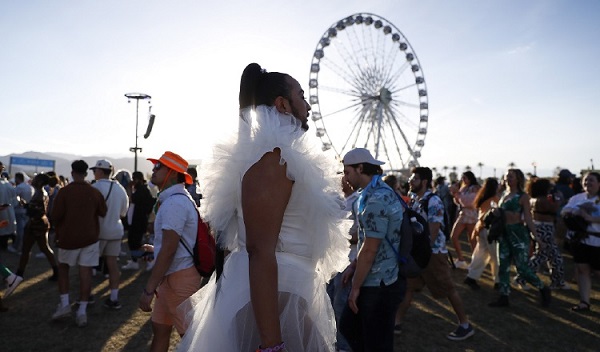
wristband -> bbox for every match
[256,342,285,352]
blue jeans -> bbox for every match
[327,272,351,351]
[340,278,405,352]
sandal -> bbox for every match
[571,301,590,312]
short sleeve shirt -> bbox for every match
[154,184,198,275]
[411,190,448,254]
[354,177,403,286]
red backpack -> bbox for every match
[176,195,216,277]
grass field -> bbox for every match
[1,238,599,352]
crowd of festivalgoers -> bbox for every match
[1,152,598,351]
[1,61,599,351]
[0,159,203,322]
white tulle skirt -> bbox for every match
[177,250,337,352]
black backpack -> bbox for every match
[386,192,432,278]
[483,207,505,244]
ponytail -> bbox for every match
[239,63,291,110]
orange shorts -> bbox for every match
[407,252,456,299]
[152,266,202,335]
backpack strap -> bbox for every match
[385,189,409,264]
[167,192,199,258]
[104,181,115,202]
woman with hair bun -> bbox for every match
[16,173,59,281]
[178,63,349,351]
[525,178,568,289]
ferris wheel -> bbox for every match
[308,13,429,171]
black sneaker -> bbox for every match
[464,277,480,290]
[488,295,509,307]
[104,298,122,310]
[394,323,402,335]
[540,286,552,307]
[447,324,475,341]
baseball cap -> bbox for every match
[342,148,385,166]
[89,159,113,171]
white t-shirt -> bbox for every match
[93,179,129,240]
[154,184,198,275]
[563,192,600,247]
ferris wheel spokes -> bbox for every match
[309,13,428,170]
[386,107,419,165]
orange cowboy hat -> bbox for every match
[147,151,193,184]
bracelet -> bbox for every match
[256,342,285,352]
[142,288,155,297]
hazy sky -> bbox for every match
[1,0,598,178]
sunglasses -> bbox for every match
[152,162,163,172]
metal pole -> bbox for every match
[135,98,139,172]
[125,93,151,173]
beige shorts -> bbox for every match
[407,252,456,299]
[99,239,122,257]
[58,242,99,267]
[152,266,202,335]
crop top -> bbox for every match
[500,192,523,213]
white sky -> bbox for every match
[1,0,599,178]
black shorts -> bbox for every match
[572,242,600,271]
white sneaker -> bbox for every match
[145,260,155,272]
[4,274,23,297]
[454,260,469,270]
[76,312,87,327]
[121,260,140,270]
[52,304,72,320]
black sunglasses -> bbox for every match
[152,162,163,171]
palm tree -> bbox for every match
[432,167,438,177]
[508,162,516,169]
[450,166,458,183]
[477,162,484,179]
[443,166,449,176]
[465,165,472,172]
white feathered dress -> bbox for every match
[177,106,350,352]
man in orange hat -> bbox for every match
[138,151,201,351]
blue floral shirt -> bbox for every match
[354,176,403,286]
[410,190,448,254]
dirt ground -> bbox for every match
[1,238,599,352]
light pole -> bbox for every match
[125,93,151,172]
[532,162,537,176]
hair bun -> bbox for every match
[239,63,266,109]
